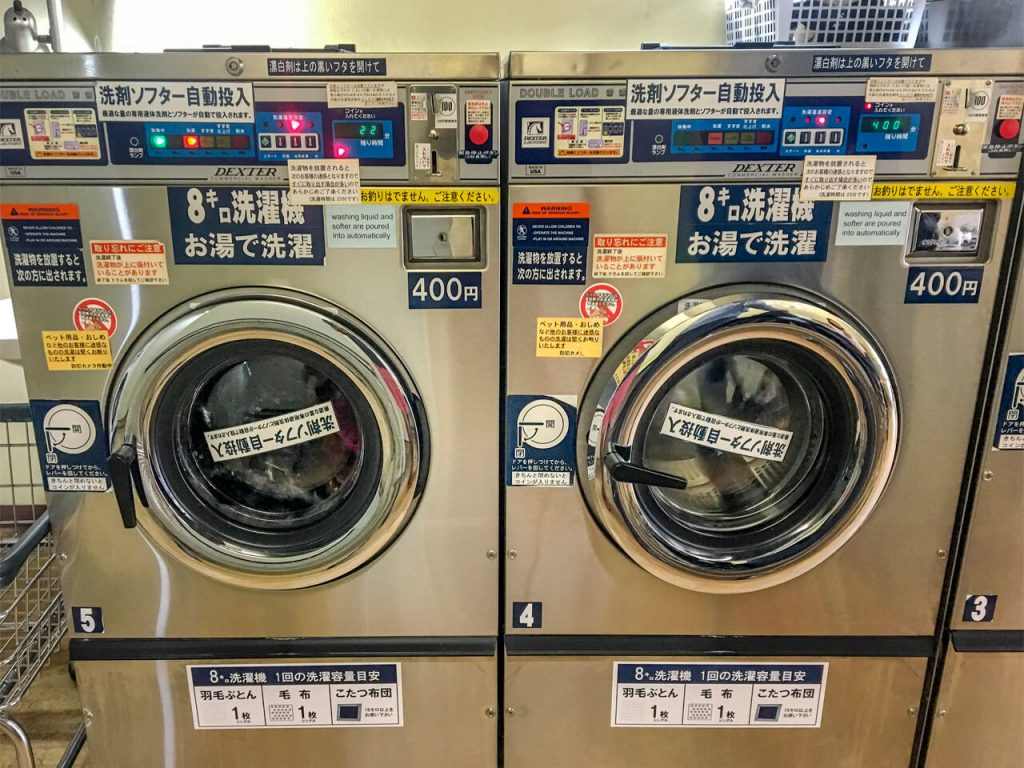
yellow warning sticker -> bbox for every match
[42,331,113,371]
[360,187,499,205]
[872,181,1016,199]
[536,318,603,358]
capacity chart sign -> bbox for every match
[612,662,828,728]
[167,187,325,266]
[677,184,832,263]
[188,663,402,729]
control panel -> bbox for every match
[256,111,323,161]
[779,105,849,156]
[146,122,253,158]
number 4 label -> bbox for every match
[962,594,997,622]
[72,606,105,634]
[512,601,543,629]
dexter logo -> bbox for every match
[732,162,797,174]
[213,167,279,178]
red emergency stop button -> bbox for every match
[997,119,1021,140]
[469,123,490,145]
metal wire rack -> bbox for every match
[724,0,927,47]
[0,406,85,768]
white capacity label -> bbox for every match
[626,78,785,120]
[612,662,827,728]
[660,403,793,462]
[188,663,402,729]
[865,77,938,104]
[327,80,398,108]
[204,401,339,463]
[593,234,668,279]
[96,81,254,123]
[287,158,361,205]
[801,155,876,201]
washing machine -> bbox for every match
[502,47,1024,767]
[0,50,501,766]
[924,229,1024,767]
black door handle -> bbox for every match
[604,443,689,491]
[108,443,147,528]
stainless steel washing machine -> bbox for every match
[925,229,1024,767]
[502,47,1024,767]
[1,50,501,766]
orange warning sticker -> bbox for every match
[512,202,590,219]
[42,330,113,371]
[0,203,79,220]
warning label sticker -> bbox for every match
[90,240,169,285]
[593,234,668,279]
[536,318,603,358]
[360,187,499,205]
[23,108,101,159]
[580,283,623,326]
[506,395,578,487]
[801,155,876,201]
[871,181,1016,199]
[2,203,86,287]
[41,331,112,371]
[72,298,117,336]
[288,159,361,205]
[204,401,339,463]
[660,403,793,462]
[327,81,398,109]
[554,105,625,158]
[612,662,827,728]
[512,202,589,285]
[188,663,402,729]
[29,400,110,492]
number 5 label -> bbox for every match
[962,594,997,622]
[72,606,105,634]
[512,601,543,629]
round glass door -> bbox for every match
[580,289,899,593]
[108,289,427,589]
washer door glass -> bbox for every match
[150,339,383,560]
[583,292,899,591]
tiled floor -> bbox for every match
[0,644,89,768]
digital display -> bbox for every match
[334,121,385,139]
[860,115,908,133]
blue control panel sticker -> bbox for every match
[612,662,828,727]
[677,184,832,263]
[994,353,1024,449]
[2,203,86,286]
[506,395,578,486]
[407,272,482,309]
[255,111,323,161]
[71,606,104,634]
[811,53,932,73]
[511,202,589,284]
[29,400,110,492]
[188,663,402,728]
[145,122,254,159]
[670,118,778,155]
[512,602,543,629]
[904,267,983,304]
[962,594,998,622]
[779,105,850,156]
[267,58,387,77]
[167,186,325,266]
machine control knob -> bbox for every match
[469,123,490,145]
[997,118,1021,140]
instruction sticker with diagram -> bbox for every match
[612,662,828,728]
[188,663,402,729]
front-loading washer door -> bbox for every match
[579,288,899,594]
[107,289,427,590]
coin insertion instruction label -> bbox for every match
[865,77,938,104]
[612,662,827,728]
[801,155,876,201]
[90,240,169,284]
[536,318,603,358]
[288,158,361,205]
[204,401,339,463]
[327,80,398,108]
[593,235,668,279]
[188,663,402,730]
[660,403,793,462]
[554,105,625,158]
[41,330,112,371]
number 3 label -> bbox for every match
[72,606,104,634]
[512,601,543,629]
[962,594,997,623]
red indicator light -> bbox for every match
[183,135,199,149]
[289,119,302,131]
[805,117,811,124]
[277,121,284,128]
[307,121,313,128]
[865,102,873,110]
[335,145,347,157]
[816,115,828,126]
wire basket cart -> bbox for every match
[724,0,927,47]
[0,406,85,768]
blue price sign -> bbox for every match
[407,272,482,309]
[905,267,983,303]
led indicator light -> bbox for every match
[865,102,873,111]
[290,119,302,131]
[150,134,167,149]
[335,145,347,157]
[816,115,828,126]
[183,135,200,149]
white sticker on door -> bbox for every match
[660,403,793,462]
[204,401,339,463]
[612,662,827,728]
[188,663,402,729]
